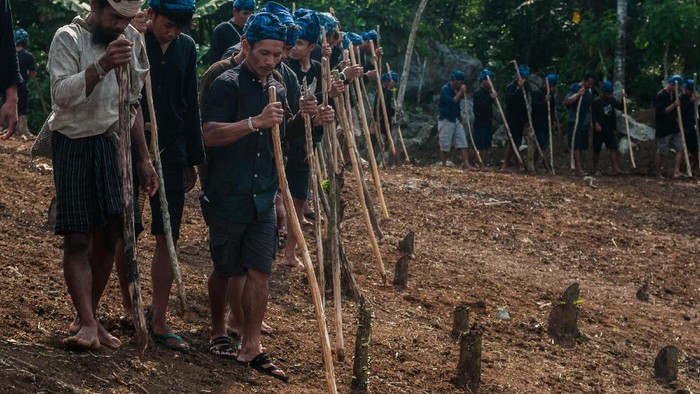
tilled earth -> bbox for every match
[0,137,699,393]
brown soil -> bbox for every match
[1,137,699,394]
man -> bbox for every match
[209,0,254,64]
[14,29,36,138]
[47,0,158,349]
[201,12,334,380]
[531,73,558,170]
[1,0,21,139]
[654,75,685,178]
[438,70,472,170]
[139,0,204,352]
[680,79,699,171]
[501,64,530,170]
[310,12,341,68]
[472,69,497,166]
[591,80,626,176]
[564,72,598,176]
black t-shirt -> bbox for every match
[17,49,35,93]
[209,21,243,65]
[505,80,528,121]
[654,89,679,138]
[592,95,622,133]
[473,87,494,127]
[680,93,698,134]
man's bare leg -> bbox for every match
[281,198,307,269]
[574,150,586,176]
[209,273,229,340]
[610,151,626,174]
[655,153,664,177]
[439,151,448,166]
[62,233,100,349]
[593,151,601,175]
[501,146,513,170]
[459,148,473,171]
[226,275,246,336]
[88,218,122,348]
[673,150,684,177]
[150,235,187,350]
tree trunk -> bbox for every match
[614,0,627,91]
[351,297,373,393]
[454,325,482,393]
[395,0,429,114]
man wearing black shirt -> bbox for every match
[472,69,497,166]
[654,75,684,178]
[531,74,558,169]
[1,0,21,139]
[14,29,35,138]
[501,64,530,170]
[564,72,598,176]
[592,81,626,176]
[680,79,699,170]
[208,0,254,64]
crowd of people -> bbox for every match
[0,0,699,385]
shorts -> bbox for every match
[149,165,186,238]
[507,117,526,147]
[52,131,122,235]
[533,122,550,149]
[685,131,699,153]
[284,141,310,200]
[438,119,467,152]
[201,199,278,277]
[592,129,618,153]
[567,121,589,151]
[472,122,492,150]
[656,133,683,155]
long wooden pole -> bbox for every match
[348,43,389,219]
[370,40,397,162]
[303,78,325,303]
[117,63,148,355]
[694,73,700,174]
[569,89,584,171]
[268,86,337,393]
[363,70,387,169]
[486,75,522,165]
[332,71,387,285]
[675,81,693,177]
[461,90,482,166]
[386,62,410,162]
[546,80,555,173]
[512,60,550,173]
[621,89,636,169]
[141,33,187,315]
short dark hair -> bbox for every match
[583,72,598,82]
[153,7,194,29]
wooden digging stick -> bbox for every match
[461,90,483,166]
[512,60,550,173]
[332,71,387,284]
[369,40,397,162]
[348,43,389,219]
[117,63,148,355]
[486,75,523,165]
[386,62,410,162]
[694,73,700,174]
[622,89,636,169]
[675,81,693,177]
[268,87,338,394]
[546,80,555,173]
[303,78,325,302]
[141,33,187,315]
[569,88,584,171]
[320,29,338,174]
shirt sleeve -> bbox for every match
[1,0,22,93]
[209,26,225,65]
[438,86,452,118]
[183,41,205,166]
[47,27,88,109]
[202,75,238,124]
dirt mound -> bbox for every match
[1,138,699,393]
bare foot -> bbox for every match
[97,323,122,349]
[261,321,273,335]
[281,255,304,269]
[68,315,80,335]
[63,325,100,350]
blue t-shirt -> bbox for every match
[439,82,461,123]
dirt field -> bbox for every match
[0,136,699,394]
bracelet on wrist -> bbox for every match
[247,116,259,132]
[94,60,108,80]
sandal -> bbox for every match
[241,352,289,382]
[209,336,238,359]
[153,332,190,353]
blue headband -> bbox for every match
[479,69,494,82]
[343,32,363,49]
[546,73,558,85]
[149,0,195,13]
[686,79,695,91]
[518,64,530,78]
[668,74,684,86]
[243,12,286,43]
[294,12,321,44]
[14,29,29,44]
[361,30,378,43]
[317,12,339,36]
[264,1,294,25]
[602,80,614,93]
[233,0,255,11]
[450,70,466,81]
[294,7,313,18]
[382,71,399,83]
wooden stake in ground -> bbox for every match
[654,345,680,383]
[621,89,636,169]
[486,75,523,165]
[370,40,397,162]
[461,90,483,166]
[455,324,482,393]
[674,81,693,177]
[546,79,555,173]
[351,296,373,393]
[117,63,148,355]
[332,71,387,285]
[569,90,584,171]
[386,62,410,162]
[512,60,550,173]
[141,34,187,315]
[268,86,337,394]
[694,73,700,174]
[547,282,582,348]
[451,304,470,339]
[348,43,389,219]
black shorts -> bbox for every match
[201,199,278,277]
[685,131,699,153]
[284,141,310,200]
[52,132,122,235]
[149,165,186,238]
[593,129,618,153]
[567,121,589,151]
[507,117,526,147]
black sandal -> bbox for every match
[243,352,289,382]
[209,336,238,359]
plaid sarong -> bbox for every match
[52,131,122,234]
